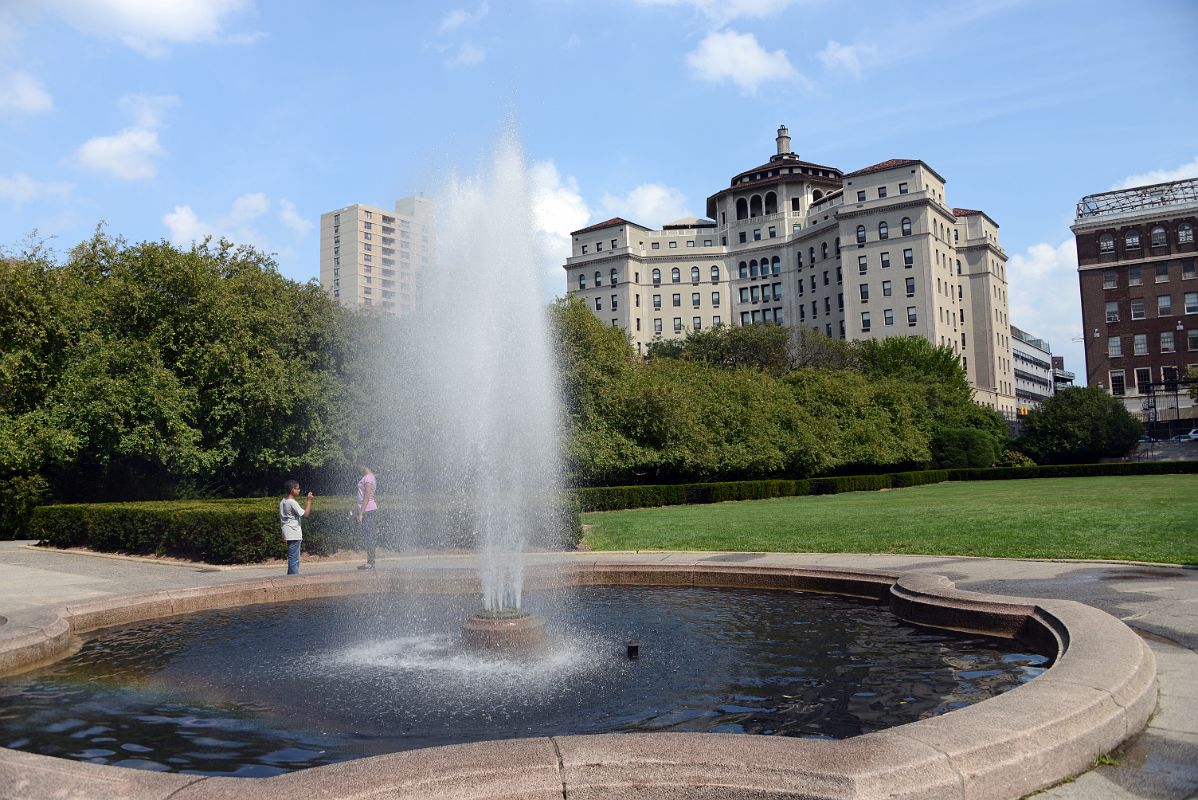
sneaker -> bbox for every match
[357,563,375,570]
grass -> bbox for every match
[581,475,1198,564]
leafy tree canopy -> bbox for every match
[1017,387,1142,464]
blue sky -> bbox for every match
[2,0,1196,379]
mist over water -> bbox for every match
[385,131,565,611]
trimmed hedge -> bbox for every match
[30,493,582,564]
[577,461,1198,513]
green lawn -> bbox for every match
[581,475,1198,564]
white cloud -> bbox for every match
[76,128,166,179]
[0,70,53,113]
[448,43,486,67]
[1007,238,1087,383]
[685,30,802,94]
[37,0,256,57]
[600,183,691,228]
[278,198,311,235]
[817,40,878,78]
[230,191,269,219]
[529,160,590,292]
[635,0,800,25]
[438,2,489,33]
[162,204,207,244]
[74,94,176,180]
[1112,156,1198,190]
[0,172,73,207]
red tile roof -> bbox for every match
[570,217,646,236]
[952,208,983,217]
[843,159,921,178]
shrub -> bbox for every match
[808,474,893,495]
[930,426,997,468]
[889,470,949,488]
[0,474,52,539]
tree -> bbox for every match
[646,323,793,375]
[1017,387,1142,464]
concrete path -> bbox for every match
[0,541,1195,799]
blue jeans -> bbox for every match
[287,539,301,574]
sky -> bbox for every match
[2,0,1197,381]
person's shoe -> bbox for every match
[357,562,375,570]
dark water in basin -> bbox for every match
[0,586,1048,776]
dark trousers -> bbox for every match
[360,511,377,564]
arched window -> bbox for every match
[956,259,961,275]
[879,221,889,240]
[578,273,586,290]
[671,267,681,283]
[594,270,602,287]
[736,198,748,220]
[652,268,661,285]
[771,256,781,275]
[764,192,777,215]
[750,195,763,217]
[835,237,841,256]
[809,247,815,264]
[750,260,759,278]
[1180,223,1194,244]
[901,217,912,236]
[821,242,828,259]
[691,266,700,283]
[1099,233,1115,253]
[738,261,748,279]
[797,251,804,268]
[610,268,618,286]
[1125,229,1140,250]
[1151,226,1167,248]
[812,189,824,202]
[710,265,720,282]
[856,225,866,244]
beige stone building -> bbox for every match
[564,128,1017,417]
[319,195,433,315]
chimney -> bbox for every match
[776,125,791,155]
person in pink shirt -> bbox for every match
[355,463,379,570]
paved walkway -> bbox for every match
[0,541,1195,799]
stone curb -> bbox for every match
[0,561,1157,800]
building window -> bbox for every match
[907,306,918,326]
[836,266,842,284]
[884,308,894,326]
[824,297,831,314]
[651,242,660,250]
[1103,270,1117,289]
[692,292,701,308]
[856,191,866,202]
[674,317,683,333]
[595,297,602,311]
[821,242,828,259]
[1185,292,1198,314]
[670,268,680,283]
[739,232,747,243]
[1135,367,1152,390]
[899,182,908,194]
[712,291,721,307]
[1130,298,1146,320]
[880,252,891,269]
[772,282,781,301]
[1134,334,1148,356]
[878,187,888,199]
[687,240,695,247]
[691,266,700,283]
[711,265,720,282]
[1099,233,1115,253]
[580,244,588,254]
[654,318,662,334]
[903,248,913,267]
[672,293,681,307]
[861,311,871,331]
[691,316,701,330]
[754,229,762,241]
[1108,336,1122,358]
[751,286,760,303]
[611,295,618,311]
[769,226,777,238]
[1151,226,1167,248]
[823,270,829,286]
[882,280,892,297]
[905,277,915,297]
[856,225,866,244]
[669,241,677,249]
[1156,263,1169,283]
[713,315,722,326]
[901,217,912,236]
[653,294,661,310]
[741,311,751,326]
[1126,266,1142,286]
[859,283,869,302]
[1110,370,1126,397]
[879,221,889,240]
[578,274,586,291]
[652,268,661,286]
[1179,223,1194,244]
[837,293,844,311]
[1184,259,1197,279]
[1159,294,1173,316]
[858,255,868,274]
[750,261,759,279]
[1125,229,1140,250]
[771,257,781,276]
[1161,331,1176,353]
[611,268,618,285]
[1189,329,1198,351]
[739,287,749,303]
[595,271,602,287]
[636,318,641,331]
[809,247,816,264]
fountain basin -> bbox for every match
[0,560,1156,800]
[460,608,548,651]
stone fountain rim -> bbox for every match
[0,561,1156,800]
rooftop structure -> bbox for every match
[1075,177,1198,221]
